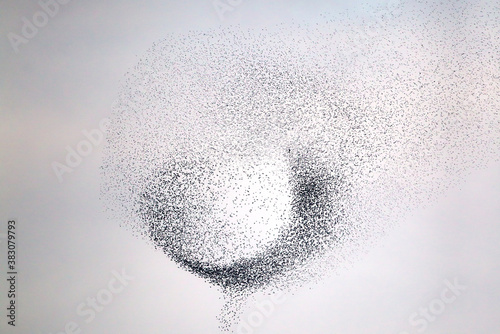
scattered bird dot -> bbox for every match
[101,1,499,331]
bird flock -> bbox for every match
[101,1,499,331]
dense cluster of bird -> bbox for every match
[102,1,499,331]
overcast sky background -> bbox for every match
[1,0,499,333]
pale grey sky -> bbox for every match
[1,1,499,333]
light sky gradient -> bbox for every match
[1,1,499,333]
